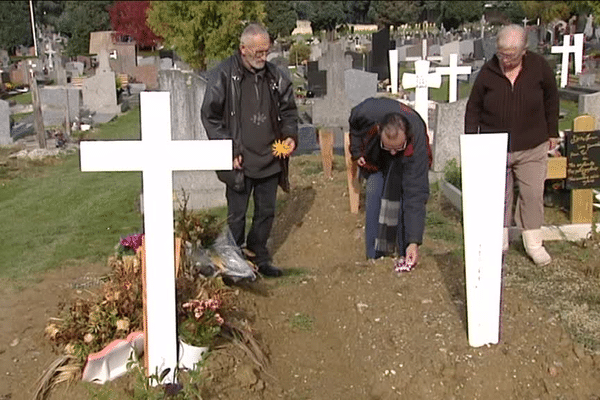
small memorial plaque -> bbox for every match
[566,130,600,189]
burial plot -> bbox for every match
[80,91,231,384]
[0,100,10,145]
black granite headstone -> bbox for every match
[370,28,390,80]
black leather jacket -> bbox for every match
[201,51,298,192]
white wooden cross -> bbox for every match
[401,59,441,133]
[551,33,584,88]
[435,54,472,103]
[522,17,529,28]
[389,49,399,94]
[80,92,231,384]
[460,132,508,347]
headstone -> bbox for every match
[460,133,507,347]
[158,69,226,209]
[0,50,9,68]
[579,73,596,87]
[473,38,484,60]
[579,91,600,122]
[396,45,409,62]
[0,100,10,145]
[405,43,422,59]
[79,91,231,384]
[441,41,461,65]
[306,61,327,97]
[432,98,468,172]
[312,41,352,132]
[83,49,120,122]
[482,38,496,61]
[401,59,442,130]
[344,69,377,107]
[552,33,584,88]
[65,61,85,77]
[160,58,173,70]
[371,28,390,80]
[459,40,474,60]
[527,29,538,50]
[138,56,157,67]
[39,86,82,127]
[435,54,472,103]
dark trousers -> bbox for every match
[226,173,280,266]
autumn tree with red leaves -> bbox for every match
[108,1,161,49]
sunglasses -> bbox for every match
[380,139,407,153]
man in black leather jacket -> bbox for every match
[201,23,298,277]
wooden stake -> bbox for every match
[318,128,334,178]
[29,69,46,149]
[344,131,360,213]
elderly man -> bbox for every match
[201,23,298,277]
[465,25,559,266]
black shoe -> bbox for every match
[258,263,283,277]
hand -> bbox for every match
[548,138,561,157]
[405,243,419,266]
[357,157,366,167]
[283,137,296,154]
[233,155,243,170]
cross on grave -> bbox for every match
[435,54,472,103]
[522,17,530,28]
[401,59,441,134]
[79,91,232,384]
[551,33,584,88]
[460,132,508,347]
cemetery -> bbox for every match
[5,4,600,399]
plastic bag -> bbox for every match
[210,228,257,282]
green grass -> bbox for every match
[289,312,314,331]
[9,91,32,105]
[0,107,143,283]
[559,99,578,132]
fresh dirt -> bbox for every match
[2,154,600,399]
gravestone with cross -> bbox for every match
[80,91,231,384]
[435,54,472,103]
[551,33,584,88]
[401,59,441,135]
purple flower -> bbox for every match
[120,234,144,252]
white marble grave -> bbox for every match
[80,92,231,384]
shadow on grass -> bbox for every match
[434,249,468,335]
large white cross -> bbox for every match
[80,92,231,384]
[389,49,399,94]
[460,132,508,347]
[435,54,472,103]
[401,59,441,131]
[551,33,584,88]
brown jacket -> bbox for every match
[465,51,559,152]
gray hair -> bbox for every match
[497,24,526,50]
[240,23,269,46]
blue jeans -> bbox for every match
[364,170,405,259]
[226,173,280,266]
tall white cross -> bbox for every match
[389,49,399,94]
[551,33,584,88]
[402,59,441,132]
[80,92,232,384]
[522,17,529,28]
[435,54,472,103]
[460,133,508,347]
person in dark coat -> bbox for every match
[349,97,431,267]
[201,23,298,277]
[465,24,559,266]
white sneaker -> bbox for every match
[522,229,551,266]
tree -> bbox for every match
[519,1,571,25]
[56,1,112,56]
[310,1,346,34]
[289,41,310,65]
[345,1,374,24]
[439,1,484,30]
[369,1,420,28]
[0,1,33,54]
[146,1,264,71]
[293,1,314,20]
[265,1,297,39]
[108,1,161,48]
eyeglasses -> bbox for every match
[249,48,271,58]
[380,139,407,153]
[497,50,524,62]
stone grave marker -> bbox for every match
[83,49,121,123]
[39,86,81,127]
[432,98,468,172]
[482,38,496,61]
[344,69,377,107]
[307,61,327,97]
[0,99,10,145]
[160,58,173,70]
[473,38,484,60]
[459,39,474,60]
[158,69,226,209]
[441,41,460,65]
[0,50,9,67]
[65,61,84,77]
[371,27,390,80]
[80,91,231,384]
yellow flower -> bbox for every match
[116,319,130,331]
[272,140,292,158]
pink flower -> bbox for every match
[120,234,144,252]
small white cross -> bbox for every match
[551,33,584,88]
[522,17,530,27]
[402,59,441,132]
[80,92,232,384]
[435,54,472,103]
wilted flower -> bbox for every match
[45,324,60,339]
[64,343,76,354]
[116,319,130,331]
[83,333,95,343]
